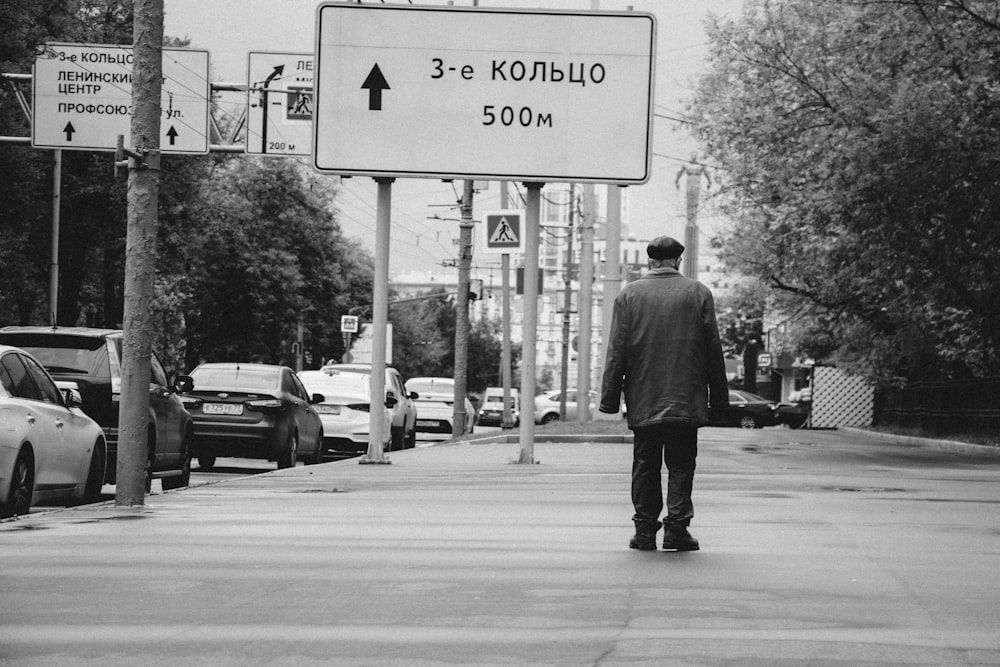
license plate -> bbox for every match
[316,405,341,415]
[203,402,243,415]
[416,420,437,427]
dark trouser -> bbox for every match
[631,422,698,532]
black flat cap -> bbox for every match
[647,236,684,260]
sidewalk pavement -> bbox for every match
[3,427,1000,666]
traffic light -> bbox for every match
[469,278,484,301]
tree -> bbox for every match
[691,0,1000,384]
[389,291,514,392]
[173,157,371,370]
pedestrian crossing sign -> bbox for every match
[482,210,525,255]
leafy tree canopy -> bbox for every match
[691,0,1000,384]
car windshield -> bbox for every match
[0,334,109,376]
[190,366,279,390]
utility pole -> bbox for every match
[576,184,595,422]
[117,0,163,506]
[559,185,575,421]
[453,180,474,437]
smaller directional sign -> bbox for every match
[32,43,210,154]
[247,51,314,156]
[481,210,525,255]
[341,315,359,333]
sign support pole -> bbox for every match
[595,185,623,421]
[499,182,514,430]
[361,177,393,464]
[517,182,543,464]
[49,149,62,325]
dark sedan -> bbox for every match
[711,390,779,429]
[177,363,324,469]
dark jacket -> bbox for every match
[600,267,728,428]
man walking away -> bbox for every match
[599,236,729,552]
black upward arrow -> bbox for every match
[260,65,284,153]
[361,64,389,111]
[166,125,178,145]
[63,122,75,141]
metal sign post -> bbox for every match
[517,183,543,464]
[361,177,393,465]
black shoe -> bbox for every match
[662,528,699,551]
[629,525,659,551]
[629,533,657,550]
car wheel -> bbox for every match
[739,415,757,429]
[307,429,324,465]
[198,455,216,470]
[405,427,416,449]
[81,441,105,503]
[277,430,298,469]
[541,413,559,425]
[162,434,191,491]
[1,448,34,519]
[144,435,155,494]
[390,426,404,452]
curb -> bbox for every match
[840,426,1000,456]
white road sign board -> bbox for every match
[32,43,210,154]
[481,210,525,255]
[312,4,656,184]
[247,51,313,156]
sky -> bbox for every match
[163,0,744,275]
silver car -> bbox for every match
[1,345,107,518]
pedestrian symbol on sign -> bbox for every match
[489,217,518,244]
[482,210,525,254]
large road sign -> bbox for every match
[312,4,656,184]
[247,51,313,156]
[32,43,210,154]
[481,210,525,255]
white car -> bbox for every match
[1,345,107,518]
[405,377,475,438]
[534,389,598,424]
[323,363,418,450]
[477,387,520,427]
[298,369,392,459]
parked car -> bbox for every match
[177,363,324,469]
[777,388,812,429]
[534,389,597,424]
[711,390,779,429]
[478,387,520,427]
[324,363,418,450]
[405,377,475,437]
[298,368,392,459]
[0,326,192,490]
[1,345,107,518]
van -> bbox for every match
[478,387,520,427]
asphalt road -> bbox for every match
[3,427,999,666]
